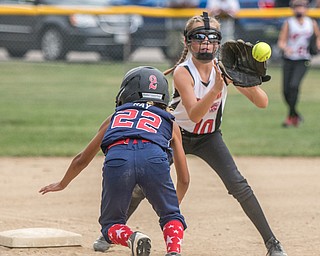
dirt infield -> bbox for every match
[0,156,319,256]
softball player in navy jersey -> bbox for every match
[39,66,189,256]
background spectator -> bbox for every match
[277,0,320,127]
[206,0,240,42]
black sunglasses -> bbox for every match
[190,33,220,43]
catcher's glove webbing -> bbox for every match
[218,39,271,87]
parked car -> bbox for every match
[0,0,287,62]
[0,0,142,60]
[124,0,188,63]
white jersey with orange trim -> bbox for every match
[170,57,228,134]
[285,16,314,60]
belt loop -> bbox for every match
[137,139,144,149]
[124,138,131,150]
[127,138,134,149]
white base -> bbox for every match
[0,228,82,248]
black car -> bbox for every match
[0,0,142,60]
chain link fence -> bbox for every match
[2,3,320,66]
[0,2,193,64]
[1,2,301,64]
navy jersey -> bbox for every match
[101,102,175,153]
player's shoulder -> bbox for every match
[174,61,194,83]
[174,65,190,77]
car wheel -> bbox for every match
[6,49,27,58]
[41,28,67,60]
[162,46,179,64]
[162,30,184,64]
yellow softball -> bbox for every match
[252,42,272,62]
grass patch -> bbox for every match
[0,62,319,156]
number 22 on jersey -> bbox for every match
[111,109,162,133]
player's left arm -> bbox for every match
[39,115,113,195]
[236,86,269,108]
[277,20,289,52]
[312,19,320,50]
[171,121,190,204]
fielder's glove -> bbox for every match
[218,39,271,87]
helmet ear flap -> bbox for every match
[115,87,125,107]
[116,75,139,106]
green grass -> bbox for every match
[222,65,320,156]
[0,61,319,157]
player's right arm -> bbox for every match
[171,121,190,204]
[173,64,224,123]
[236,86,268,108]
[39,115,112,195]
